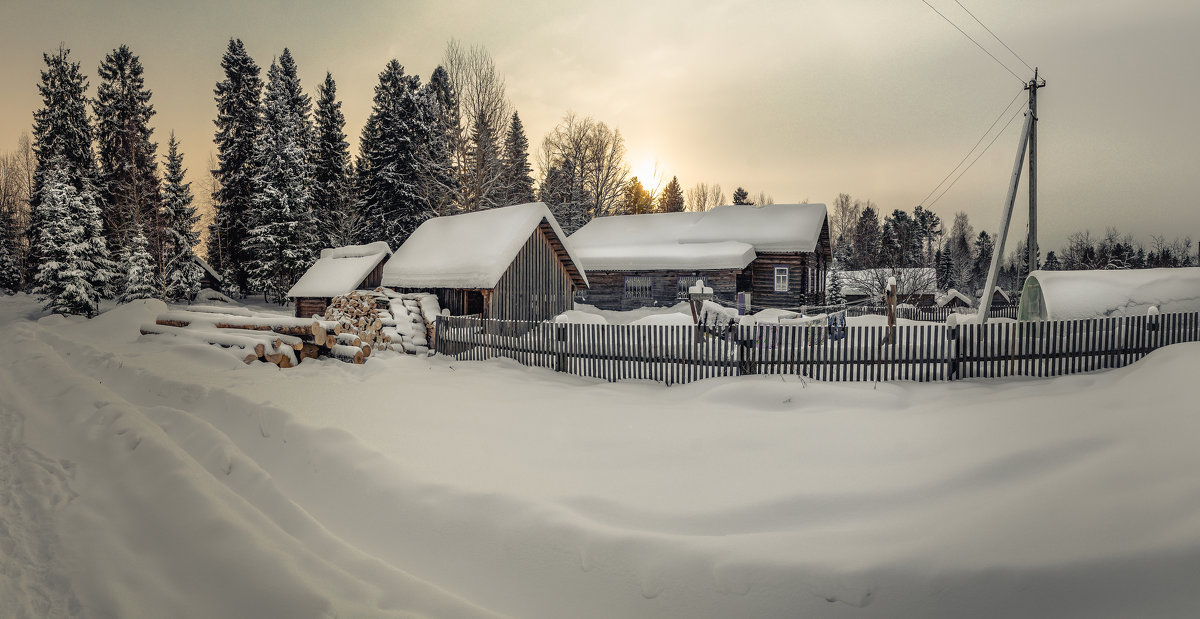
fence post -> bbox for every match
[555,322,568,372]
[945,313,960,380]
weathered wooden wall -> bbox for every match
[745,252,827,309]
[490,225,578,321]
[580,269,739,311]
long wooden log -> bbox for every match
[139,323,263,364]
[329,344,364,364]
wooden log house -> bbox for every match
[567,204,832,311]
[286,242,392,317]
[382,202,588,322]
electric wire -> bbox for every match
[926,104,1027,208]
[953,0,1036,76]
[919,0,1026,84]
[917,88,1024,208]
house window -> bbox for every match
[774,267,789,292]
[624,276,652,298]
[677,276,706,299]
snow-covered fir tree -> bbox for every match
[935,247,954,291]
[246,57,317,304]
[498,111,534,206]
[277,49,313,158]
[29,45,98,282]
[418,65,460,216]
[358,60,430,248]
[311,72,357,248]
[94,44,162,266]
[33,164,114,317]
[1044,250,1061,271]
[467,109,503,210]
[538,155,592,235]
[827,262,846,306]
[209,39,263,294]
[160,134,203,301]
[0,207,18,292]
[658,176,685,213]
[732,187,750,205]
[118,226,156,303]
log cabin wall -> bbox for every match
[489,225,578,321]
[580,269,739,310]
[745,252,827,309]
[294,297,330,318]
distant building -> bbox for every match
[568,203,831,311]
[286,242,392,318]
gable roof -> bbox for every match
[194,255,222,282]
[286,241,392,298]
[567,203,828,271]
[381,202,587,289]
[936,289,973,307]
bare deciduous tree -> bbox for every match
[685,182,725,212]
[536,111,629,231]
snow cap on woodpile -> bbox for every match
[286,241,392,298]
[1018,267,1200,321]
[567,203,826,271]
[382,202,587,289]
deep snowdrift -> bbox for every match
[2,293,1199,618]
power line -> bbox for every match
[917,88,1024,208]
[954,0,1036,76]
[919,0,1026,84]
[926,105,1027,208]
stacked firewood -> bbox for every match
[308,290,395,363]
[142,289,442,367]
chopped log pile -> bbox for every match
[142,288,444,368]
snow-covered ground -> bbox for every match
[3,292,1200,618]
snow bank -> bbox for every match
[5,292,1200,618]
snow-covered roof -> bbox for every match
[1018,268,1200,321]
[193,255,221,282]
[991,286,1010,301]
[677,203,828,252]
[575,241,756,271]
[567,204,827,271]
[936,289,973,307]
[382,202,587,289]
[286,243,392,298]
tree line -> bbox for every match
[826,191,1197,305]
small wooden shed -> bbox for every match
[935,288,973,309]
[1017,267,1200,321]
[382,202,588,321]
[286,242,392,318]
[194,255,223,292]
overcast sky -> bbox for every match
[2,0,1198,254]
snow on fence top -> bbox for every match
[1018,267,1200,321]
[286,243,392,299]
[567,203,827,271]
[382,202,587,289]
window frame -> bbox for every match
[774,266,789,292]
[624,275,653,299]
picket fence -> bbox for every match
[846,304,1019,322]
[433,312,1200,385]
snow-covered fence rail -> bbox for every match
[434,312,1200,385]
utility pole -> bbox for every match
[1026,68,1045,280]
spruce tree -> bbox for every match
[732,187,750,205]
[33,164,112,317]
[657,176,685,213]
[417,65,458,216]
[246,58,316,303]
[210,39,263,293]
[118,226,156,303]
[160,134,203,301]
[936,247,954,291]
[468,109,502,210]
[29,45,98,282]
[498,111,534,206]
[94,45,162,266]
[312,72,355,247]
[358,60,429,248]
[0,196,19,292]
[827,263,846,306]
[1044,250,1061,271]
[971,231,994,293]
[851,206,881,269]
